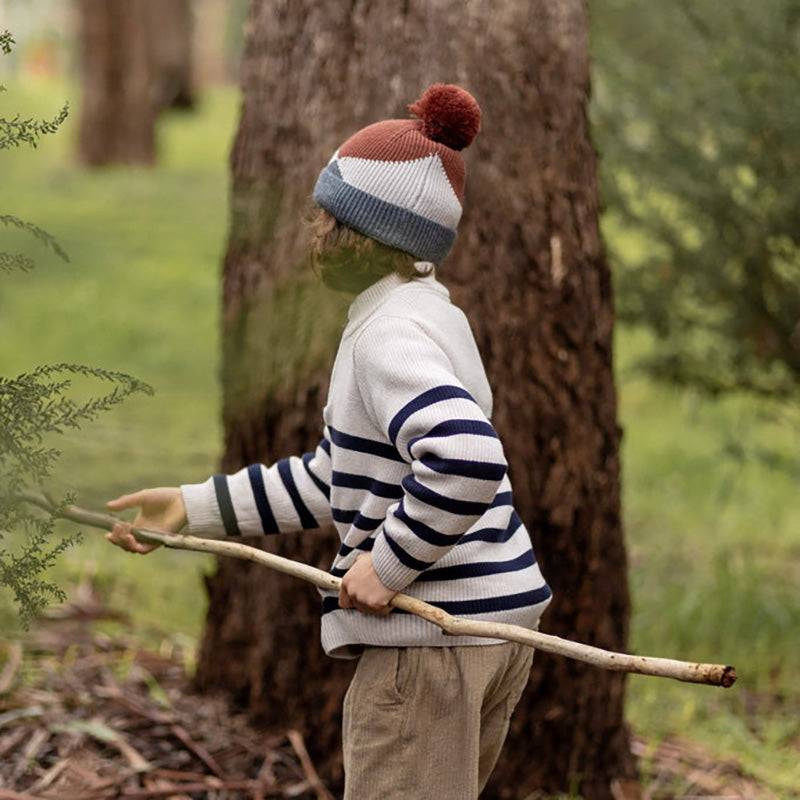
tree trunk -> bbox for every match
[76,0,194,166]
[148,0,195,111]
[196,1,636,797]
[192,0,238,87]
[77,0,156,166]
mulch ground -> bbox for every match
[0,592,781,800]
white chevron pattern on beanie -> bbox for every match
[337,153,463,229]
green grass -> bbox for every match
[2,76,798,797]
[615,328,800,796]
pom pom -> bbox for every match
[408,83,481,151]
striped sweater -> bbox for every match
[181,271,552,658]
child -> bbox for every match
[107,83,552,799]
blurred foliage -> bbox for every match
[591,0,800,398]
[0,31,150,626]
[0,30,68,273]
[0,96,68,151]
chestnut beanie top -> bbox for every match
[313,84,481,263]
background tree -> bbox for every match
[76,0,195,166]
[591,0,800,398]
[192,0,248,87]
[196,2,635,798]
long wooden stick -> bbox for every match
[21,491,737,687]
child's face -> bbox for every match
[315,244,398,296]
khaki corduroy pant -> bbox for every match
[342,642,533,800]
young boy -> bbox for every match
[107,84,552,799]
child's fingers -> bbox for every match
[106,521,157,554]
[338,584,392,615]
[106,490,152,512]
[338,586,354,610]
[105,521,132,547]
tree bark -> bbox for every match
[148,0,195,111]
[76,0,194,166]
[77,0,156,166]
[196,1,636,797]
[192,0,239,87]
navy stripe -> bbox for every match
[408,419,498,454]
[420,456,507,481]
[248,464,279,534]
[278,459,318,529]
[302,452,330,499]
[460,511,524,545]
[329,425,405,463]
[320,437,331,455]
[322,596,342,615]
[213,474,241,537]
[416,550,536,582]
[435,585,553,616]
[332,507,385,531]
[388,385,475,446]
[491,491,513,508]
[384,531,434,571]
[321,584,553,617]
[321,595,405,615]
[336,537,375,559]
[425,419,498,440]
[403,476,490,516]
[394,503,461,547]
[332,470,404,499]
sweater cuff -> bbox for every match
[180,479,225,538]
[370,530,422,593]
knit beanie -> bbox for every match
[312,84,481,263]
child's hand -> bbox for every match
[339,553,396,615]
[105,487,187,554]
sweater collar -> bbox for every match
[346,265,447,327]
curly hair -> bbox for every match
[308,208,430,293]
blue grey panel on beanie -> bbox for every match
[313,164,456,263]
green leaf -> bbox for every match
[0,214,70,264]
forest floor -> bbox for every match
[0,588,778,800]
